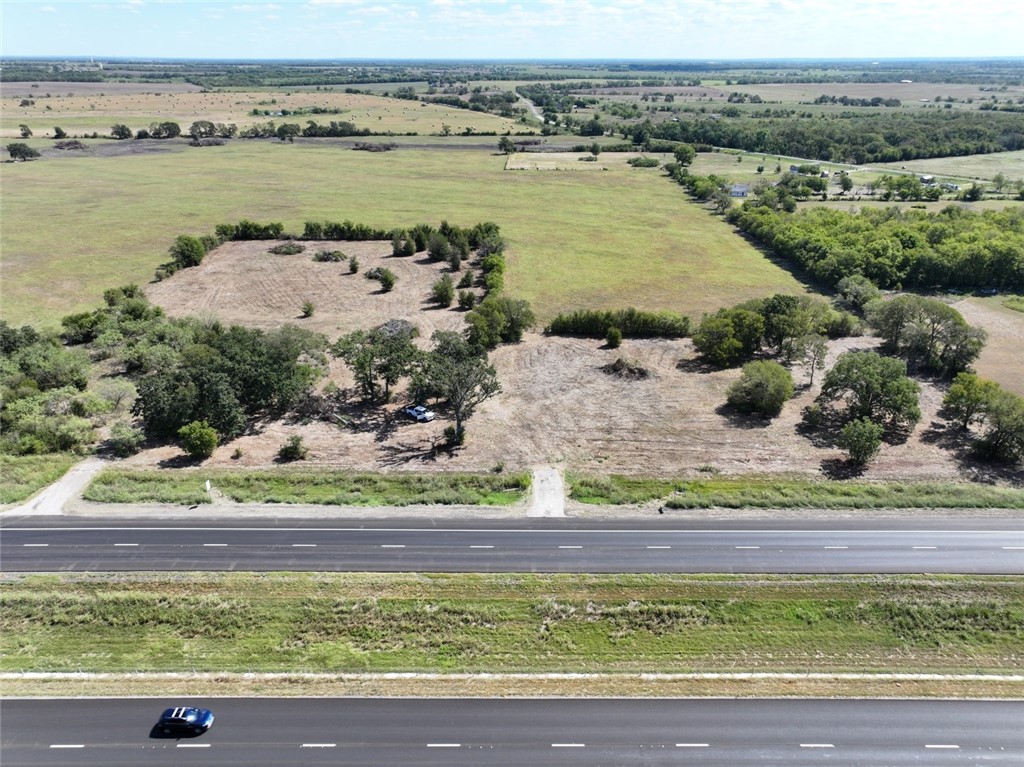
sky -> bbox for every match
[2,0,1023,61]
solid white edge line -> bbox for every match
[925,744,959,748]
[49,744,84,748]
[427,743,461,747]
[675,743,710,747]
[300,743,336,747]
[552,743,585,747]
[800,743,835,747]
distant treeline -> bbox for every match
[727,204,1024,292]
[624,111,1024,163]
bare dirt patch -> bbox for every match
[955,297,1024,397]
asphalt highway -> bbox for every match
[3,517,1024,573]
[3,698,1022,766]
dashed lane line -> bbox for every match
[676,743,710,748]
[381,544,405,548]
[558,545,582,549]
[23,543,48,547]
[177,743,210,748]
[913,546,938,550]
[552,743,586,748]
[427,743,461,748]
[926,744,960,749]
[203,543,227,547]
[292,544,316,547]
[301,743,336,748]
[801,743,835,748]
[470,545,494,549]
[49,745,84,749]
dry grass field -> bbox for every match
[956,297,1024,398]
[125,244,1014,483]
[872,150,1024,183]
[1,89,523,138]
[505,151,671,171]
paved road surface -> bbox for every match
[3,517,1023,573]
[3,698,1022,766]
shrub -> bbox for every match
[627,157,660,168]
[432,274,455,307]
[269,242,305,255]
[546,308,690,339]
[605,326,623,348]
[313,250,347,262]
[838,417,884,464]
[178,420,219,459]
[726,360,794,417]
[278,435,308,461]
[301,301,315,318]
[108,421,145,458]
[366,267,396,292]
[458,290,477,310]
[349,256,360,274]
[169,235,206,269]
[457,270,475,289]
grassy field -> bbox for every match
[567,474,1024,508]
[1,140,804,327]
[84,469,530,506]
[2,91,524,139]
[2,573,1021,675]
[0,454,77,506]
[873,149,1024,183]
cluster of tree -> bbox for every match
[139,121,182,139]
[422,90,521,117]
[866,295,986,376]
[872,174,943,202]
[299,120,372,138]
[813,95,901,107]
[0,321,119,455]
[6,143,40,161]
[727,205,1024,292]
[217,220,286,240]
[334,325,500,445]
[693,293,857,369]
[622,111,1024,163]
[944,373,1024,464]
[545,308,690,339]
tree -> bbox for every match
[431,274,455,307]
[19,124,32,138]
[839,174,854,193]
[836,275,881,313]
[605,326,622,349]
[170,234,206,268]
[189,120,216,140]
[149,121,181,139]
[424,331,501,444]
[943,372,999,429]
[498,136,516,154]
[796,334,829,387]
[465,296,535,349]
[107,421,145,457]
[276,123,301,142]
[692,309,764,367]
[867,295,986,376]
[973,389,1024,464]
[333,327,418,401]
[726,360,794,418]
[837,417,884,465]
[178,420,219,459]
[53,126,67,139]
[992,172,1007,193]
[111,124,132,140]
[6,143,40,161]
[818,351,921,429]
[673,143,696,166]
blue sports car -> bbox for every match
[157,706,215,735]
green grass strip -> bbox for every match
[567,474,1024,509]
[83,469,530,506]
[0,454,78,506]
[1002,296,1024,314]
[2,574,1021,674]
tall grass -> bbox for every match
[83,469,530,506]
[0,454,77,506]
[568,474,1024,509]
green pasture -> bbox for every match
[0,140,803,328]
[3,573,1020,674]
[873,150,1024,183]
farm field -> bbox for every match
[1,89,524,138]
[872,149,1024,183]
[956,297,1024,398]
[0,140,803,327]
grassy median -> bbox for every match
[3,573,1021,676]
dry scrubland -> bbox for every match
[0,88,522,138]
[0,140,802,326]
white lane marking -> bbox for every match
[925,744,959,749]
[49,744,84,748]
[203,543,227,547]
[427,743,461,747]
[176,743,210,748]
[558,545,582,549]
[824,546,848,549]
[470,545,494,548]
[18,526,1021,534]
[801,743,835,748]
[381,544,405,548]
[292,544,316,547]
[552,743,585,747]
[23,543,49,547]
[1003,546,1024,550]
[676,743,709,747]
[114,543,138,546]
[301,743,336,748]
[735,546,760,549]
[913,546,938,550]
[647,546,671,549]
